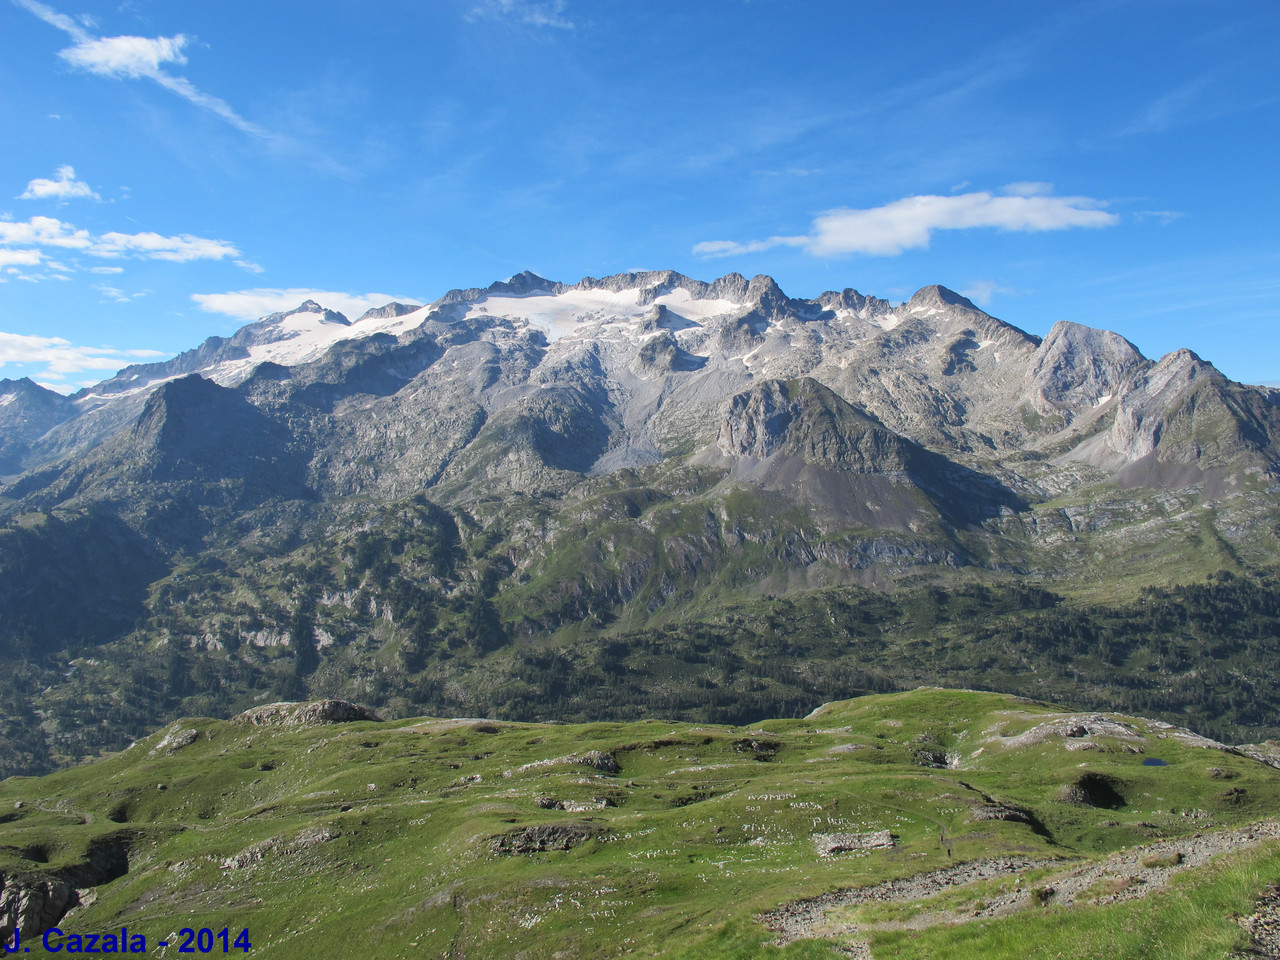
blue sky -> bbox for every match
[1,0,1277,391]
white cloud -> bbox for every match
[94,283,130,302]
[14,0,271,140]
[0,215,241,263]
[93,283,148,302]
[0,328,166,384]
[93,230,240,262]
[19,164,100,201]
[468,0,574,29]
[0,249,43,267]
[59,33,187,78]
[694,187,1119,259]
[89,265,124,274]
[0,216,92,250]
[192,288,412,321]
[11,0,89,40]
[691,236,806,258]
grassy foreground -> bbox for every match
[3,688,1279,958]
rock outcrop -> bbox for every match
[0,874,77,940]
[233,700,382,726]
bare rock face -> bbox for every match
[0,378,74,476]
[490,823,600,855]
[232,699,381,726]
[710,377,1024,526]
[1026,321,1148,422]
[716,378,915,471]
[507,750,621,777]
[0,874,78,939]
[149,726,199,755]
[220,825,339,870]
[355,302,422,322]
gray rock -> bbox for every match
[0,874,78,939]
[232,700,381,726]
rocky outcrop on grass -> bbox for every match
[233,700,381,726]
[490,823,601,854]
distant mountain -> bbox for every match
[2,270,1279,774]
[7,270,1277,500]
[0,377,73,475]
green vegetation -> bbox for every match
[2,461,1280,776]
[867,843,1280,960]
[2,689,1278,958]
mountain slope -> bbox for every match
[1,271,1279,774]
[2,689,1280,959]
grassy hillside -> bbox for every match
[3,689,1280,958]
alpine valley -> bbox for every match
[2,269,1280,783]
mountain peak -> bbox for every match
[906,284,983,314]
[356,302,424,323]
[745,274,790,311]
[2,376,55,396]
[489,271,561,297]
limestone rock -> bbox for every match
[0,874,78,939]
[490,823,600,855]
[233,700,381,726]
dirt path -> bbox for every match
[37,799,94,825]
[761,819,1280,957]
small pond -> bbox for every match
[1142,758,1168,766]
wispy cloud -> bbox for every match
[1119,76,1215,136]
[19,164,100,201]
[12,0,273,140]
[0,328,165,385]
[0,215,241,263]
[1133,210,1185,225]
[958,280,1016,308]
[693,185,1118,259]
[1116,71,1280,140]
[93,283,149,303]
[468,0,574,29]
[192,288,414,321]
[95,230,240,262]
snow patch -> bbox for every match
[466,288,737,342]
[205,305,434,384]
[0,393,14,407]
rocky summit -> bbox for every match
[1,271,1279,776]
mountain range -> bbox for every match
[2,270,1279,775]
